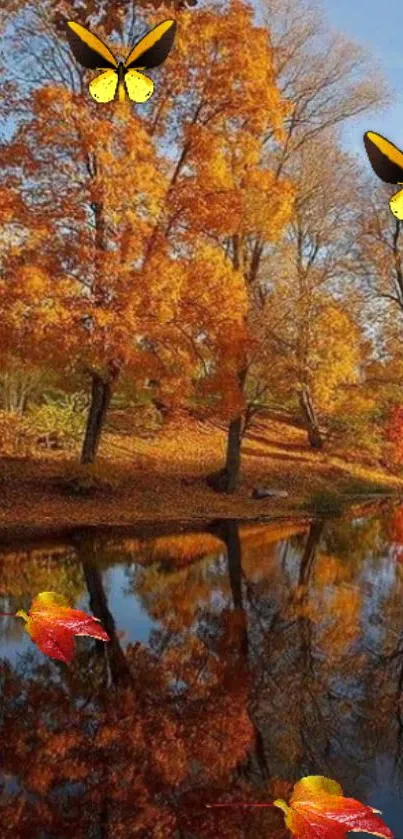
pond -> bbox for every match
[1,507,403,837]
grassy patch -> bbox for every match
[340,477,391,496]
[301,489,346,517]
[303,477,394,517]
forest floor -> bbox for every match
[1,411,403,538]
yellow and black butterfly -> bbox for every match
[66,19,176,104]
[363,131,403,220]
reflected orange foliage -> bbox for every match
[131,532,225,566]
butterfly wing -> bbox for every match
[124,69,154,102]
[66,21,118,69]
[390,188,403,220]
[124,19,176,70]
[89,69,119,102]
[363,131,403,184]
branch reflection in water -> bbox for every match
[1,507,403,836]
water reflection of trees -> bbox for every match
[1,510,403,836]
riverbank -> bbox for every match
[0,414,402,538]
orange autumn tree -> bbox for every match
[0,188,75,407]
[149,1,293,490]
[0,92,168,462]
[0,2,262,463]
[0,0,194,36]
[206,0,386,488]
[0,0,290,464]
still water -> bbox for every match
[1,509,403,837]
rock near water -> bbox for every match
[252,487,289,500]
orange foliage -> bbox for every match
[0,0,293,458]
[386,406,403,466]
[388,507,403,561]
[129,532,225,566]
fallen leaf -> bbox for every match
[16,591,110,663]
[274,776,393,839]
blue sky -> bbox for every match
[322,0,403,159]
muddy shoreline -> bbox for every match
[0,490,398,547]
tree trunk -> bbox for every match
[222,520,244,611]
[220,519,270,780]
[3,373,23,413]
[298,520,325,586]
[81,548,132,686]
[206,365,248,493]
[206,415,243,493]
[81,373,112,464]
[299,385,323,450]
[224,414,244,492]
[222,519,249,657]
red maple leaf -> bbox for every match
[274,776,393,839]
[16,591,110,663]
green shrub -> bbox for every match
[303,489,345,517]
[25,394,86,450]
